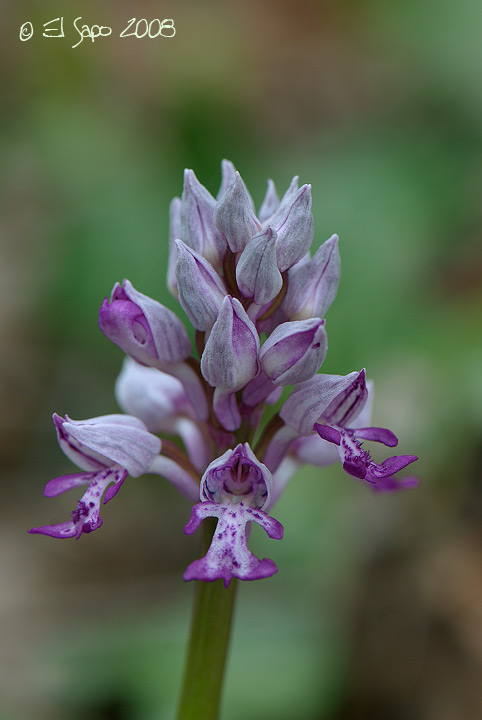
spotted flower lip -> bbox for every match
[31,413,161,539]
[314,422,419,492]
[29,468,128,539]
[183,444,283,587]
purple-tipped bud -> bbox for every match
[175,240,227,330]
[274,184,314,272]
[53,413,161,477]
[214,172,261,253]
[99,279,191,368]
[236,226,283,305]
[181,169,226,266]
[200,296,260,391]
[260,318,328,385]
[167,197,181,298]
[258,179,280,223]
[280,369,367,435]
[283,234,341,320]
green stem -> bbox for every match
[176,518,238,720]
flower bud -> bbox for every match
[280,369,367,435]
[258,179,280,223]
[214,172,261,253]
[181,169,226,265]
[200,296,260,391]
[115,357,191,432]
[264,175,299,228]
[217,160,256,211]
[274,184,314,272]
[175,239,227,330]
[260,318,328,385]
[166,197,181,298]
[99,279,191,368]
[236,226,283,305]
[283,234,340,320]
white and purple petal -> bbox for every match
[183,501,283,587]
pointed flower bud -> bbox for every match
[283,234,340,320]
[201,296,260,391]
[260,318,328,385]
[280,370,367,435]
[115,357,191,432]
[166,197,181,298]
[258,179,280,223]
[181,169,226,265]
[99,279,191,368]
[266,176,299,227]
[274,184,314,272]
[175,240,227,330]
[183,444,283,586]
[214,172,261,253]
[236,226,283,305]
[217,160,256,211]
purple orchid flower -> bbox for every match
[29,414,161,538]
[279,370,418,491]
[183,444,283,587]
[31,160,419,589]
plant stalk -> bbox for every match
[176,518,238,720]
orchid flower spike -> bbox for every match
[31,160,419,589]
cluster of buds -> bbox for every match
[30,161,418,586]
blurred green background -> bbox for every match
[2,1,481,719]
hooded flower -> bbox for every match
[30,414,161,538]
[279,370,418,491]
[183,444,283,587]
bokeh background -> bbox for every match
[1,1,482,719]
